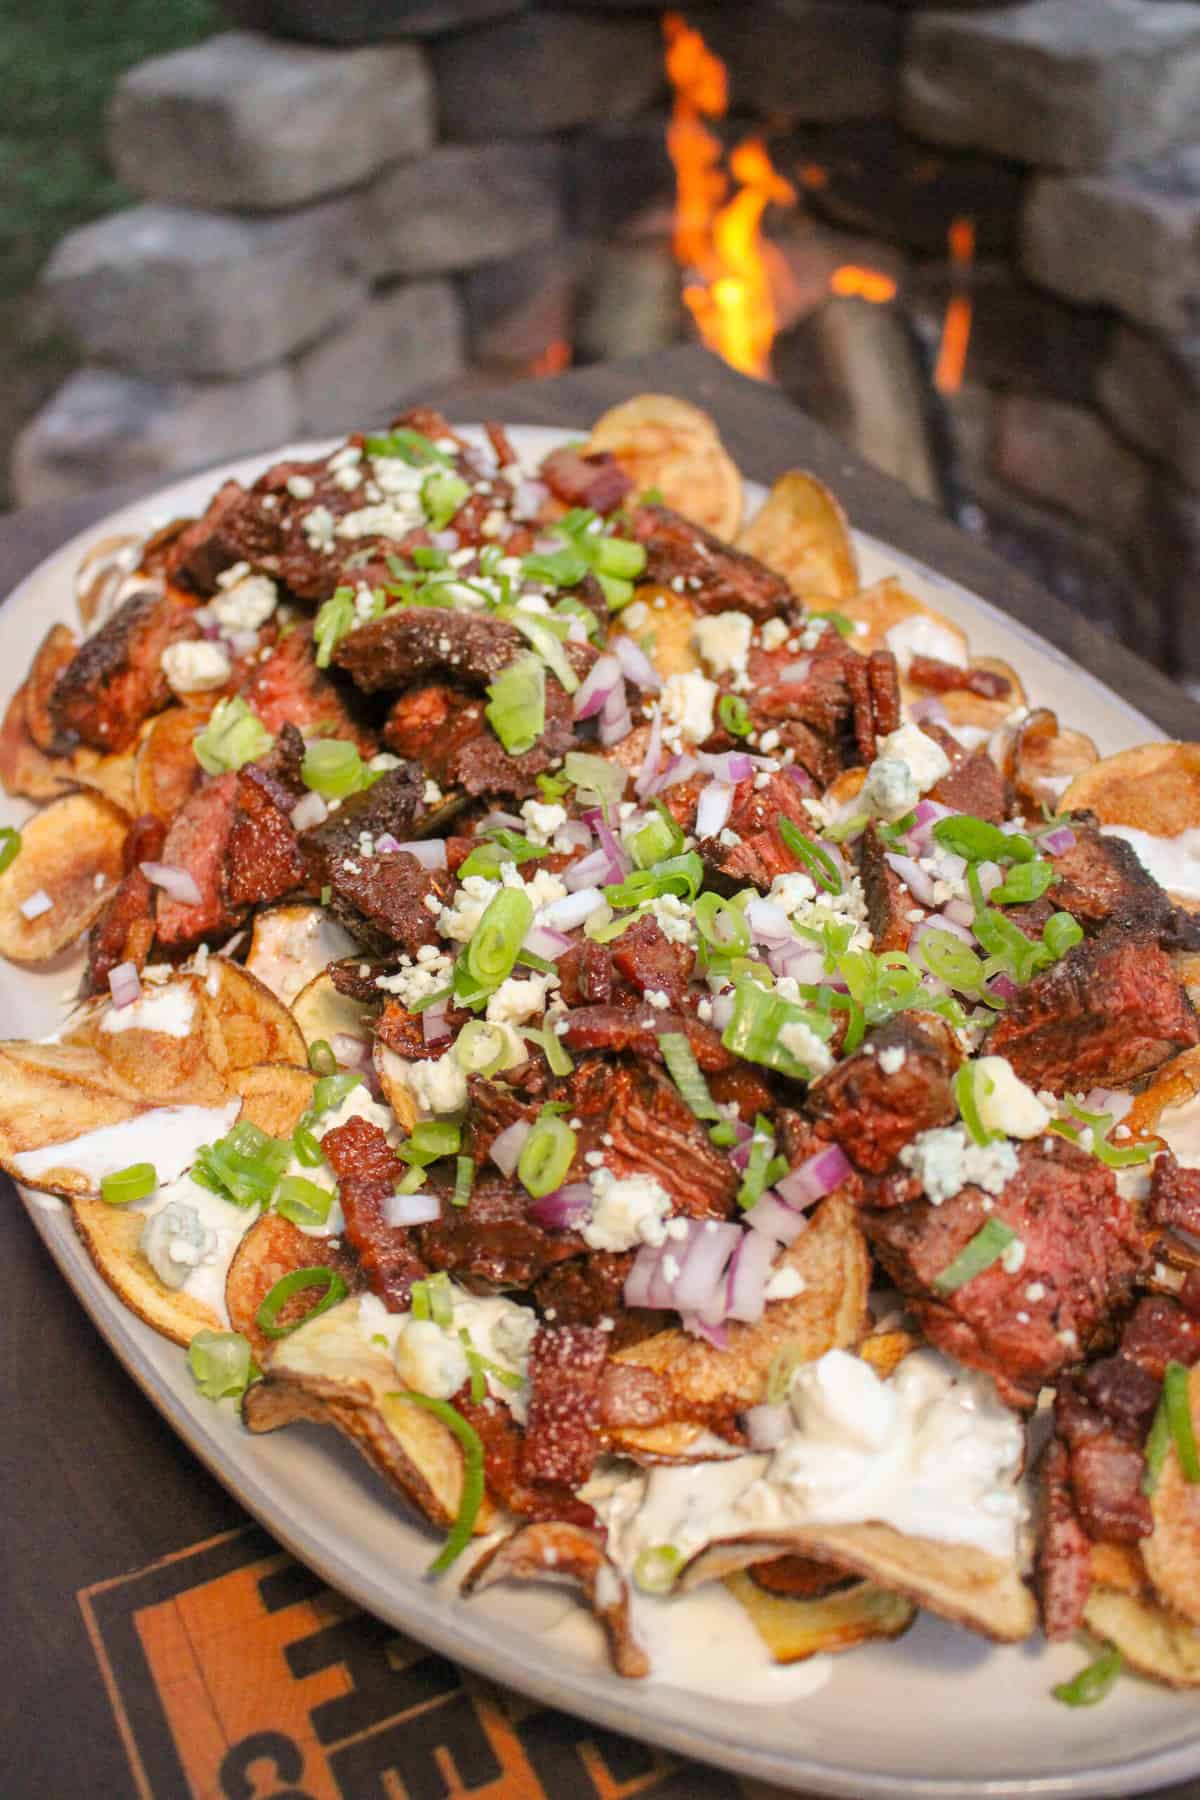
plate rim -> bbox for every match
[4,427,1198,1800]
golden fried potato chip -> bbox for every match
[243,1295,497,1537]
[588,394,742,539]
[226,1213,363,1362]
[833,576,964,662]
[291,969,375,1054]
[69,742,139,815]
[725,1569,914,1662]
[0,790,127,962]
[0,1041,143,1186]
[72,1197,225,1345]
[464,1522,649,1679]
[0,680,76,800]
[63,975,232,1107]
[230,1062,316,1138]
[609,1194,869,1460]
[1000,708,1099,815]
[1125,1049,1200,1142]
[1083,1587,1200,1689]
[857,1328,921,1381]
[736,472,858,602]
[247,903,361,1007]
[1063,742,1200,839]
[1090,1540,1149,1597]
[610,586,702,680]
[203,956,308,1071]
[23,622,77,752]
[133,705,205,824]
[372,1042,419,1133]
[1142,1365,1200,1627]
[75,532,142,630]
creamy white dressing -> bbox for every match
[1156,1090,1200,1167]
[99,982,197,1037]
[280,1082,398,1240]
[246,907,359,1005]
[884,614,967,674]
[943,722,990,752]
[12,1101,239,1189]
[1101,824,1200,902]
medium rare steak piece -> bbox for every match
[858,820,920,952]
[632,503,794,621]
[610,915,695,1008]
[225,763,307,907]
[928,743,1009,823]
[51,589,197,753]
[1046,816,1196,944]
[558,1004,733,1074]
[565,1058,738,1219]
[85,812,165,991]
[302,761,425,861]
[155,772,244,948]
[698,768,823,893]
[865,1138,1144,1406]
[240,628,375,754]
[1150,1152,1200,1242]
[541,446,631,514]
[808,1013,962,1174]
[416,1172,581,1292]
[908,656,1012,700]
[337,607,594,697]
[300,761,445,952]
[985,925,1199,1093]
[1034,1437,1095,1641]
[322,1115,427,1311]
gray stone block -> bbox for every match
[902,1,1200,171]
[359,141,563,277]
[462,239,588,371]
[1022,151,1200,338]
[107,31,434,211]
[11,365,300,507]
[1136,476,1200,677]
[696,3,900,122]
[41,202,365,380]
[575,243,686,364]
[568,115,675,241]
[1098,325,1200,494]
[432,13,661,139]
[992,393,1151,543]
[294,281,465,432]
[223,0,527,41]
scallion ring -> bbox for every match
[517,1113,577,1197]
[777,818,843,893]
[100,1162,157,1206]
[255,1266,349,1339]
[389,1391,485,1573]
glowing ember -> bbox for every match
[663,12,796,379]
[830,265,898,305]
[934,215,976,395]
[531,339,572,378]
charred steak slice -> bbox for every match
[631,503,794,622]
[807,1013,962,1175]
[322,1115,427,1310]
[51,589,197,753]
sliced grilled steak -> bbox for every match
[908,656,1012,700]
[986,925,1199,1093]
[531,1251,654,1347]
[155,773,244,948]
[416,1172,581,1292]
[51,590,197,753]
[1035,1437,1095,1641]
[302,761,425,861]
[314,848,451,958]
[519,1323,608,1488]
[1046,816,1184,938]
[698,767,823,893]
[631,503,794,621]
[858,820,920,952]
[610,915,695,1008]
[336,607,593,696]
[85,813,166,992]
[927,735,1009,824]
[808,1013,962,1175]
[225,763,307,907]
[566,1058,738,1219]
[1150,1152,1200,1243]
[239,628,376,754]
[558,1004,733,1075]
[322,1115,426,1310]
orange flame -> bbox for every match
[829,265,898,305]
[934,215,975,394]
[530,339,572,378]
[663,12,795,379]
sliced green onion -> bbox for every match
[973,904,1045,984]
[396,1164,427,1195]
[721,980,833,1081]
[632,1544,683,1595]
[485,654,545,758]
[825,810,869,844]
[563,751,625,808]
[459,1327,523,1402]
[1164,1360,1200,1483]
[954,1063,1000,1147]
[464,887,534,994]
[463,827,549,881]
[659,1031,721,1121]
[766,1345,809,1404]
[933,815,1034,865]
[521,1025,574,1077]
[193,696,274,775]
[312,1071,362,1115]
[604,851,703,909]
[879,810,918,846]
[426,1270,454,1328]
[452,1155,474,1209]
[737,1119,777,1210]
[631,804,683,870]
[320,884,332,907]
[308,1038,337,1077]
[301,738,369,799]
[1042,912,1083,961]
[454,1019,510,1076]
[255,1266,348,1339]
[0,826,21,875]
[399,1119,462,1167]
[1143,1389,1174,1496]
[537,770,572,802]
[292,1119,324,1167]
[187,1329,255,1401]
[100,1162,157,1206]
[596,571,635,610]
[390,1391,485,1573]
[517,1113,577,1197]
[932,1218,1017,1296]
[694,892,751,955]
[591,535,647,580]
[521,542,592,589]
[777,818,842,893]
[421,469,470,531]
[365,427,452,466]
[807,610,854,639]
[410,982,454,1014]
[1051,1100,1153,1169]
[193,1121,290,1208]
[410,1280,431,1321]
[507,611,579,695]
[1052,1645,1123,1708]
[313,586,356,668]
[916,927,986,996]
[709,1118,739,1147]
[275,1174,334,1228]
[990,859,1054,905]
[717,692,752,737]
[411,544,448,571]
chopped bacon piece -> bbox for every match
[1149,1152,1200,1246]
[632,503,793,621]
[520,1323,608,1487]
[321,1116,427,1311]
[698,767,821,893]
[908,656,1011,700]
[454,1391,595,1529]
[868,649,902,739]
[415,1173,580,1292]
[1035,1438,1094,1641]
[541,446,631,515]
[610,915,695,1008]
[558,1004,733,1072]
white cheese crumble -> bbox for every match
[161,639,231,694]
[141,1200,216,1290]
[406,1051,468,1117]
[583,1169,673,1253]
[764,1265,805,1302]
[486,971,557,1027]
[520,798,568,845]
[210,572,278,632]
[760,618,789,651]
[878,1046,907,1075]
[662,669,718,745]
[778,1019,834,1078]
[301,506,336,552]
[693,610,753,678]
[286,473,315,499]
[899,1125,1018,1205]
[861,723,951,822]
[971,1057,1051,1141]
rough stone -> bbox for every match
[568,115,675,241]
[992,394,1151,544]
[462,239,588,373]
[696,3,900,122]
[432,13,661,140]
[107,32,434,211]
[294,281,465,432]
[40,202,364,381]
[11,366,300,507]
[906,262,1111,407]
[1098,325,1200,494]
[359,142,563,278]
[1022,151,1200,339]
[224,0,527,41]
[1134,477,1200,679]
[902,2,1200,172]
[574,243,684,364]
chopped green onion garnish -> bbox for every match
[1163,1360,1200,1483]
[737,1118,778,1210]
[485,654,545,758]
[1143,1389,1173,1496]
[1042,911,1083,961]
[596,572,635,611]
[632,1544,683,1595]
[365,427,452,466]
[933,815,1035,865]
[1050,1099,1153,1168]
[301,738,370,799]
[777,818,842,893]
[426,1270,454,1328]
[826,810,869,844]
[807,610,855,639]
[507,611,579,695]
[932,1218,1017,1296]
[659,1030,721,1122]
[631,803,684,870]
[313,585,357,667]
[1052,1645,1123,1707]
[717,692,752,738]
[411,544,448,570]
[453,1019,510,1076]
[398,1119,461,1167]
[193,1121,290,1208]
[517,1112,577,1197]
[275,1174,334,1228]
[0,826,21,874]
[421,469,470,531]
[521,1025,574,1077]
[100,1162,157,1206]
[990,859,1054,905]
[694,892,751,955]
[915,927,987,996]
[709,1119,739,1147]
[308,1038,337,1077]
[390,1391,484,1573]
[521,542,591,589]
[604,851,703,908]
[954,1063,1000,1147]
[591,534,647,580]
[187,1329,255,1401]
[452,1155,474,1209]
[721,980,834,1082]
[563,751,626,808]
[255,1266,348,1339]
[292,1120,324,1167]
[459,1327,523,1401]
[320,884,332,907]
[312,1071,362,1115]
[193,696,274,775]
[462,887,534,997]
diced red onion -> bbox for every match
[140,861,202,907]
[225,627,259,657]
[590,811,630,882]
[332,1031,369,1066]
[556,819,592,851]
[476,810,524,834]
[695,779,735,838]
[523,922,575,960]
[909,696,950,727]
[383,1191,442,1227]
[697,750,754,783]
[745,1400,791,1450]
[909,913,975,955]
[709,990,735,1033]
[422,1002,451,1046]
[885,851,937,908]
[1042,825,1077,856]
[623,1242,661,1309]
[290,791,328,831]
[766,942,827,984]
[776,1143,853,1209]
[977,860,1004,897]
[744,898,793,946]
[536,890,602,935]
[942,897,975,928]
[612,633,662,692]
[645,752,697,796]
[725,1228,776,1323]
[598,678,632,748]
[564,846,616,891]
[107,961,142,1009]
[379,837,447,870]
[681,1315,730,1349]
[908,798,953,852]
[490,1119,531,1176]
[672,1220,743,1312]
[634,705,663,799]
[511,479,548,521]
[1083,1087,1133,1121]
[574,654,621,722]
[528,1182,594,1230]
[986,971,1019,1002]
[784,764,814,793]
[430,528,460,551]
[744,1189,809,1246]
[778,658,812,684]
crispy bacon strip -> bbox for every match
[322,1116,427,1311]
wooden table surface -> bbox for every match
[2,347,1197,1800]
